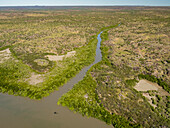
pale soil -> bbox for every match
[26,73,44,85]
[84,94,88,99]
[0,48,44,85]
[46,54,64,61]
[0,49,75,86]
[0,48,11,63]
[142,93,157,108]
[25,13,46,17]
[46,51,76,62]
[134,79,170,108]
[134,79,158,91]
[134,79,170,96]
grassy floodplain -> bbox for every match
[0,6,121,99]
[0,6,170,127]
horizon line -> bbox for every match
[0,5,170,7]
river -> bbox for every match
[0,32,113,128]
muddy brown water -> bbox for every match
[0,32,113,128]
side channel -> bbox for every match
[0,31,112,128]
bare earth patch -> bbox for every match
[134,79,170,108]
[142,93,157,108]
[46,51,76,62]
[134,79,158,91]
[26,73,44,85]
[134,79,170,96]
[0,48,11,63]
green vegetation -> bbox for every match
[58,7,170,127]
[0,33,98,99]
[0,6,169,127]
[58,66,141,128]
[0,8,120,98]
[0,9,113,72]
[98,9,170,127]
[145,91,170,119]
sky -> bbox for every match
[0,0,170,6]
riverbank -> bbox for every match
[0,27,113,128]
[0,32,99,99]
[58,20,170,127]
[58,25,141,128]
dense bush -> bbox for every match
[58,69,141,128]
[58,26,142,128]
